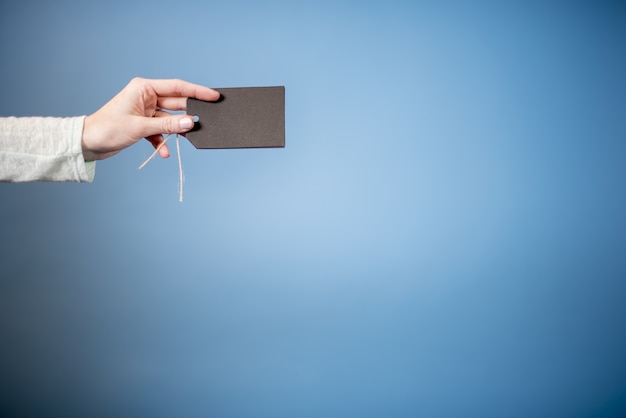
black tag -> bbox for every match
[186,86,285,149]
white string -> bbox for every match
[138,133,185,202]
[176,134,184,202]
[138,134,172,170]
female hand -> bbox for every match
[81,78,220,160]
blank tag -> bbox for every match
[186,86,285,149]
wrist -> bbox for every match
[81,115,97,161]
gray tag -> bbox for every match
[186,86,285,149]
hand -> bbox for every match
[81,77,220,160]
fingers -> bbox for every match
[139,78,220,102]
[156,97,189,111]
[155,94,220,111]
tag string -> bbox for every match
[175,133,184,202]
[138,133,185,202]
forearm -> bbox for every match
[0,116,95,182]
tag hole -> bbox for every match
[193,115,200,122]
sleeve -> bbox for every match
[0,116,96,182]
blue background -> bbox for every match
[1,1,625,417]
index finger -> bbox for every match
[147,78,220,101]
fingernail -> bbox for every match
[180,117,193,129]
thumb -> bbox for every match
[141,115,195,138]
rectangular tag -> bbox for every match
[185,86,285,149]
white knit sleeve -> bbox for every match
[0,116,95,182]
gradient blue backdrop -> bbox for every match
[1,1,625,417]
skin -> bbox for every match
[81,78,220,161]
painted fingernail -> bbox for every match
[180,117,193,129]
